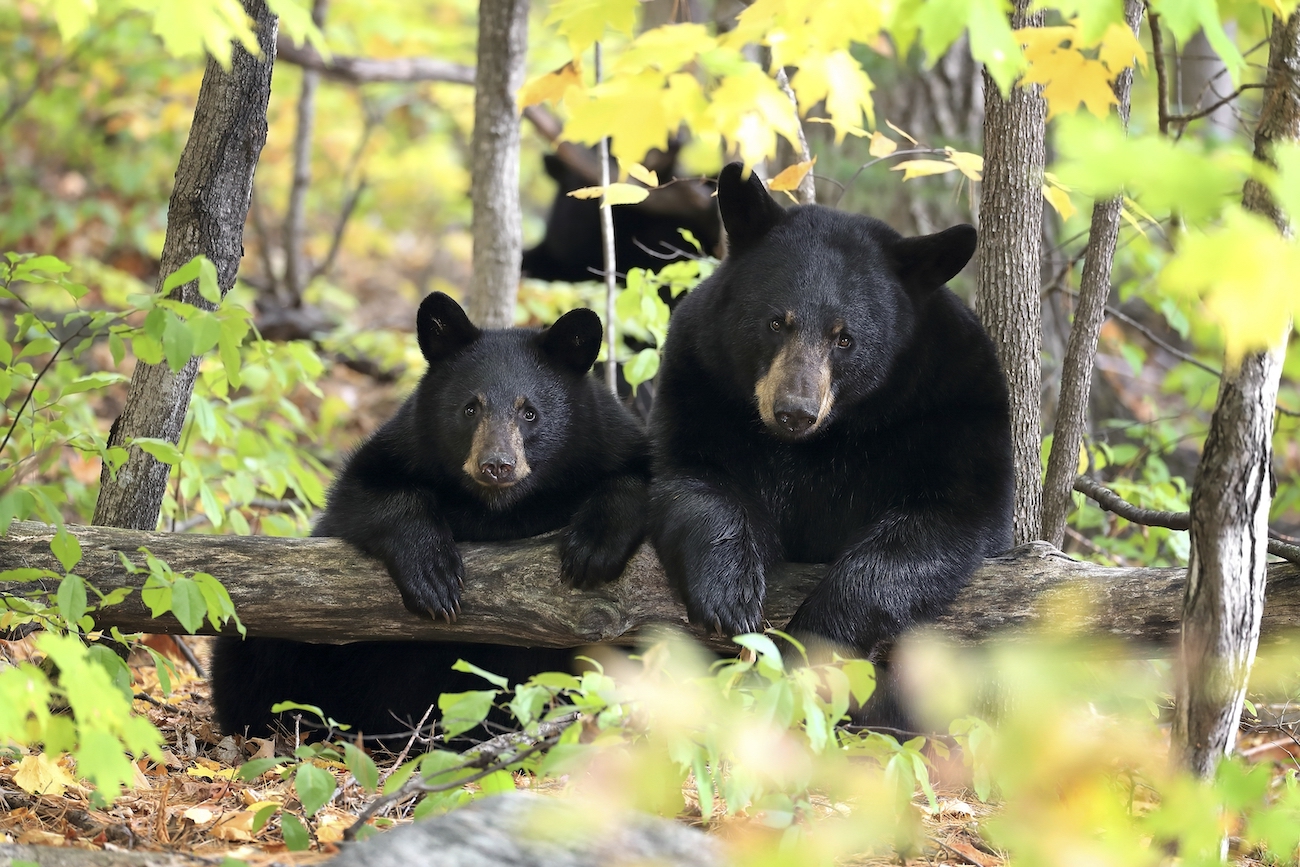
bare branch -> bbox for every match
[273,35,475,85]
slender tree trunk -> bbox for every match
[465,0,529,328]
[282,0,328,308]
[1041,0,1142,547]
[92,1,277,531]
[1171,10,1299,779]
[975,0,1046,546]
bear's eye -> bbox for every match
[464,402,477,417]
[769,317,783,332]
[836,334,853,350]
[522,407,537,423]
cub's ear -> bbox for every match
[717,162,786,255]
[540,308,603,374]
[893,224,977,290]
[417,292,480,362]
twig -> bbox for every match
[344,711,581,840]
[309,178,367,284]
[376,705,436,782]
[273,36,475,85]
[283,0,329,308]
[774,67,816,206]
[1073,475,1300,564]
[1148,6,1171,136]
[172,635,207,679]
[834,148,951,207]
[1065,525,1131,567]
[1167,82,1268,126]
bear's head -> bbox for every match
[710,162,977,441]
[414,292,603,507]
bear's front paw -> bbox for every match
[684,566,765,637]
[558,524,637,590]
[389,543,465,621]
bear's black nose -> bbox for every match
[479,460,516,484]
[775,409,816,435]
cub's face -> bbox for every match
[413,292,603,508]
[433,354,570,508]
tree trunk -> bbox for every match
[4,521,1299,650]
[282,0,329,308]
[465,0,529,328]
[92,1,277,531]
[1171,10,1299,779]
[1041,0,1143,547]
[974,0,1047,546]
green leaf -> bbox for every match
[438,690,498,739]
[280,813,310,851]
[251,802,279,833]
[169,577,205,634]
[295,763,336,817]
[237,757,289,781]
[163,314,194,371]
[478,769,516,796]
[623,348,659,393]
[451,658,510,689]
[57,573,88,625]
[842,659,876,706]
[51,529,83,573]
[382,757,422,795]
[343,743,380,792]
[134,438,183,465]
[197,257,222,305]
[17,337,59,359]
[161,257,204,295]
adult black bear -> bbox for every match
[212,293,649,738]
[649,163,1013,660]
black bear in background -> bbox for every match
[212,293,650,738]
[521,142,723,284]
[649,163,1013,669]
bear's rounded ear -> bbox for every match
[417,292,480,362]
[717,162,786,255]
[893,224,978,290]
[540,308,603,374]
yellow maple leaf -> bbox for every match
[886,120,918,144]
[1097,21,1147,73]
[563,71,672,166]
[891,160,959,181]
[1019,35,1117,120]
[613,23,715,77]
[945,148,984,181]
[664,73,709,130]
[567,183,650,206]
[1042,183,1077,221]
[13,753,77,796]
[624,162,659,188]
[790,50,875,143]
[768,158,817,191]
[868,131,896,158]
[519,61,583,110]
[705,66,803,169]
[543,0,641,57]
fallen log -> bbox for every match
[1,521,1298,649]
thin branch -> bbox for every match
[308,178,366,284]
[344,711,581,839]
[273,36,475,85]
[774,67,816,205]
[283,1,329,307]
[1167,82,1268,126]
[834,148,951,207]
[1073,475,1300,564]
[1148,6,1172,136]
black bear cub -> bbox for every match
[649,163,1014,661]
[212,293,649,738]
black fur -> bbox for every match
[212,293,649,738]
[521,149,722,283]
[648,163,1013,659]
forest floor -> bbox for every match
[2,634,1298,866]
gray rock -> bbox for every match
[325,793,725,867]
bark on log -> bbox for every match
[2,522,1298,650]
[974,0,1047,546]
[92,1,277,531]
[0,845,203,867]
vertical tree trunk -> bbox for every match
[975,0,1046,546]
[1041,0,1142,547]
[282,0,329,308]
[92,1,277,531]
[465,0,529,328]
[1171,10,1298,779]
